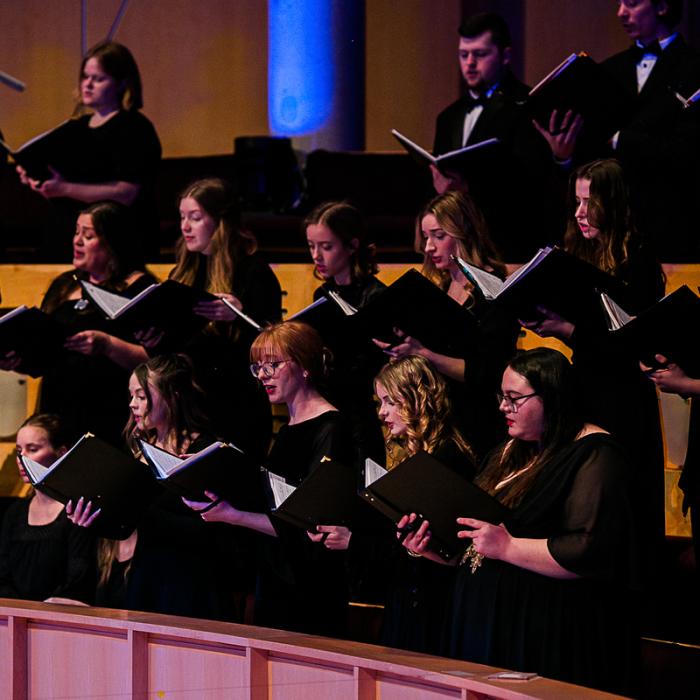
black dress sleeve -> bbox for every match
[547,440,637,585]
[0,502,21,597]
[233,253,283,327]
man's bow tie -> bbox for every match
[633,40,663,61]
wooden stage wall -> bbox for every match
[0,599,626,700]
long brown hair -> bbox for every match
[563,159,637,276]
[124,354,210,456]
[169,178,257,295]
[416,191,505,290]
[375,355,475,468]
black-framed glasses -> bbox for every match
[496,392,538,412]
[249,360,289,378]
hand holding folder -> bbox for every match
[361,451,509,562]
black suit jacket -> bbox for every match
[433,72,531,155]
[601,37,700,260]
[432,73,562,262]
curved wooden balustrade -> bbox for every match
[0,599,625,700]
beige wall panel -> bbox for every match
[27,622,129,697]
[269,655,356,700]
[523,0,629,83]
[148,636,249,699]
[365,0,462,151]
[0,0,268,157]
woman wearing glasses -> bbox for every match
[184,321,353,637]
[402,348,640,696]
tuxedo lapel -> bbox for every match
[639,40,686,100]
[467,93,511,145]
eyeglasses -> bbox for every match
[496,392,538,412]
[249,360,289,378]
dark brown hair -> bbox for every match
[304,201,378,280]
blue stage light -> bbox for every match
[268,0,334,136]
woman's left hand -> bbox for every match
[64,330,111,356]
[372,327,424,359]
[193,294,243,322]
[33,166,68,199]
[308,525,352,550]
[457,517,511,561]
[641,354,698,396]
[520,306,575,340]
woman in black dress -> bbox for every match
[0,201,153,446]
[68,354,238,620]
[404,348,640,695]
[0,414,95,604]
[305,200,385,463]
[373,191,519,458]
[16,41,161,261]
[184,321,353,636]
[161,177,282,461]
[522,158,666,566]
[373,355,476,654]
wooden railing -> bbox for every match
[0,599,626,700]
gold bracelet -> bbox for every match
[406,549,423,558]
[459,544,484,574]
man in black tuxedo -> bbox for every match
[602,0,700,261]
[432,13,560,262]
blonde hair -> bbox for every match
[416,191,505,291]
[375,355,474,467]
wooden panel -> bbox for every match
[26,622,128,698]
[376,674,463,700]
[147,635,249,700]
[366,0,461,151]
[0,601,630,699]
[268,654,356,700]
[523,0,629,84]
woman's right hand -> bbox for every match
[66,497,102,528]
[182,491,239,524]
[16,165,39,188]
[398,513,432,555]
[0,351,22,372]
